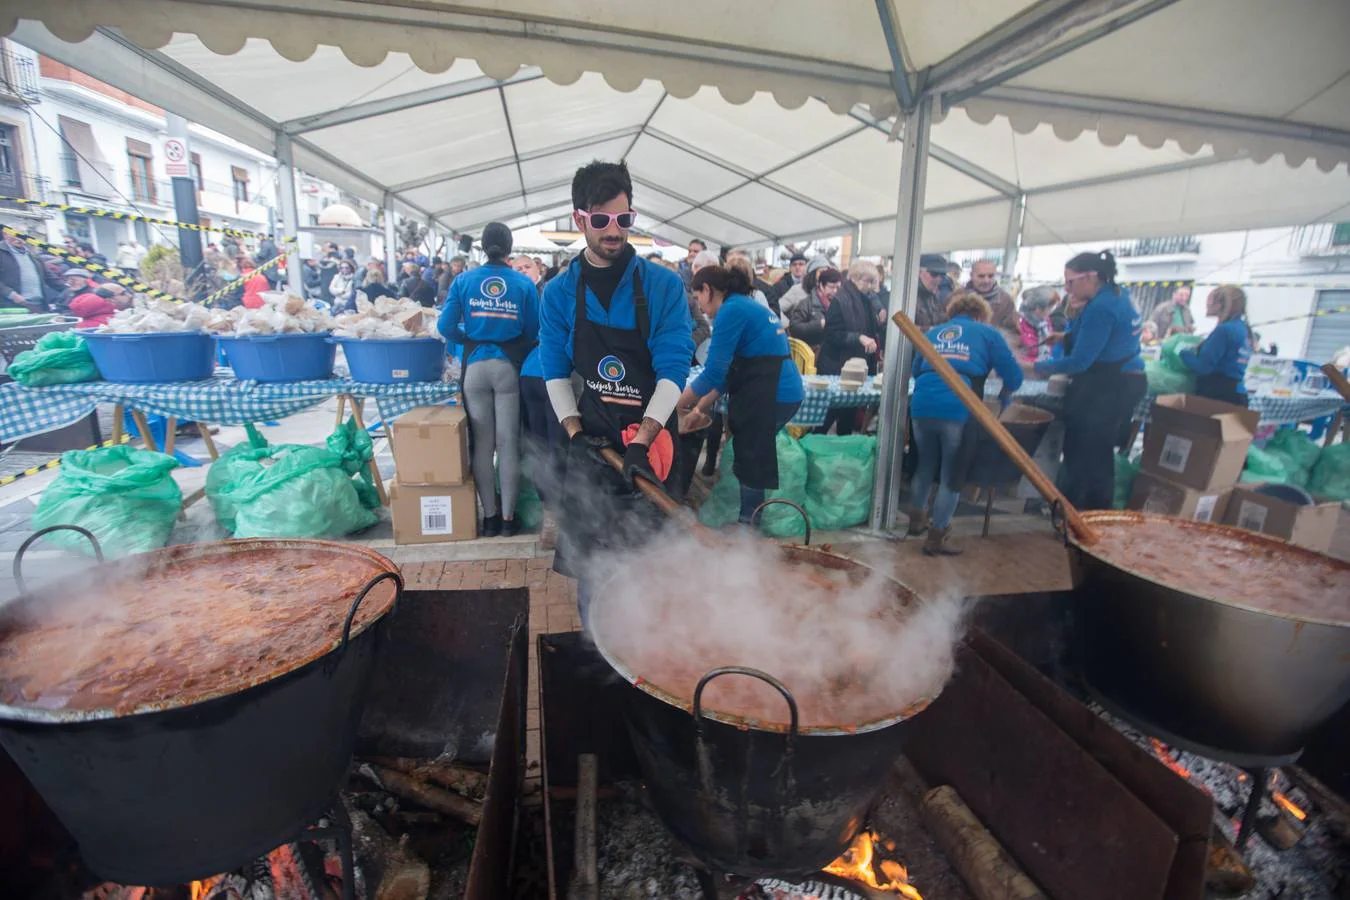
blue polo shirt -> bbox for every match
[690,293,803,404]
[1180,318,1251,389]
[911,316,1024,421]
[438,262,539,366]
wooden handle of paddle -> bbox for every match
[1322,363,1350,403]
[892,310,1098,544]
[598,446,720,543]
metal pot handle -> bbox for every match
[1049,499,1069,547]
[692,666,800,741]
[751,499,812,546]
[339,571,403,653]
[13,525,104,594]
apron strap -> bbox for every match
[632,267,648,339]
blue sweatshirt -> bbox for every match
[520,346,543,378]
[911,316,1024,421]
[1035,286,1143,376]
[438,262,539,366]
[1180,318,1250,389]
[690,294,804,404]
[539,253,692,388]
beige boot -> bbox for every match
[905,508,929,537]
[922,525,963,556]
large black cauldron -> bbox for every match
[0,528,402,885]
[590,543,937,877]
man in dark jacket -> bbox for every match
[767,252,807,308]
[0,232,64,310]
[819,268,884,377]
[966,258,1018,334]
[915,253,949,329]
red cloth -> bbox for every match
[621,423,674,482]
[67,292,117,328]
[241,271,269,309]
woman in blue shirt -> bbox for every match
[907,291,1024,555]
[438,222,539,537]
[1180,285,1251,408]
[1034,251,1145,511]
[677,264,803,527]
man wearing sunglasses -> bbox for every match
[538,160,694,628]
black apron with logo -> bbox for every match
[555,266,682,577]
[726,354,787,491]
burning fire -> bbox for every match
[1149,739,1193,780]
[823,830,923,898]
[1273,791,1308,822]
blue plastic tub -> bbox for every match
[78,330,217,383]
[334,337,446,384]
[218,332,335,382]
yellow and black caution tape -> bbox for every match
[1,226,187,303]
[1250,304,1350,329]
[0,433,133,487]
[0,195,294,243]
[197,250,288,307]
[1121,279,1350,289]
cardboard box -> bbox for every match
[390,480,478,544]
[391,405,469,485]
[1220,486,1341,553]
[1127,471,1231,523]
[1140,395,1260,491]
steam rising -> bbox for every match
[587,526,967,729]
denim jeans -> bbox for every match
[739,401,803,524]
[910,416,966,529]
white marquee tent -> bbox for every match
[7,0,1348,528]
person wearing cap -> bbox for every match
[69,284,133,328]
[439,221,540,538]
[767,252,808,309]
[915,254,950,329]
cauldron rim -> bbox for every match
[590,542,943,736]
[1068,510,1350,630]
[0,538,399,724]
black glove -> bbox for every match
[622,440,656,490]
[568,429,611,461]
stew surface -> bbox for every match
[0,546,396,715]
[1086,518,1349,622]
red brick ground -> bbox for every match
[399,556,577,798]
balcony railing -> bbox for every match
[0,48,39,103]
[1291,222,1350,258]
[0,173,49,206]
[1112,235,1200,258]
[58,153,116,199]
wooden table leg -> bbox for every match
[111,404,124,444]
[344,395,388,505]
[1325,411,1344,448]
[129,409,159,453]
[163,416,177,457]
[197,422,220,460]
[335,394,347,429]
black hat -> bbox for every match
[482,222,513,257]
[789,252,807,263]
[919,253,949,274]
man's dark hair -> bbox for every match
[689,239,707,251]
[572,160,633,211]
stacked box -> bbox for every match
[388,405,478,544]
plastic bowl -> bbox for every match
[332,337,446,384]
[79,330,217,383]
[217,332,335,382]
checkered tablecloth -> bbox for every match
[687,368,882,428]
[0,373,460,443]
[995,377,1343,428]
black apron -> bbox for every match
[726,354,787,491]
[1063,357,1147,449]
[953,374,988,489]
[555,266,682,577]
[1195,372,1248,408]
[462,333,536,373]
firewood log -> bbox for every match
[358,764,483,827]
[346,802,431,900]
[920,785,1046,900]
[364,756,489,800]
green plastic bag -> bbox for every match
[1308,443,1350,501]
[7,331,100,387]
[1263,428,1320,487]
[698,431,809,538]
[799,434,876,529]
[1112,453,1139,509]
[1160,333,1205,372]
[1144,358,1195,395]
[1241,445,1291,484]
[206,420,380,538]
[32,445,181,557]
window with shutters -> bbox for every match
[231,165,249,207]
[189,152,204,192]
[126,138,155,204]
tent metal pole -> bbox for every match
[870,95,932,533]
[1002,192,1026,279]
[384,193,398,282]
[274,132,305,297]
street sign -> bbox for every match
[164,138,189,177]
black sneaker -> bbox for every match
[501,517,521,537]
[481,514,502,537]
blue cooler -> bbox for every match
[334,337,446,384]
[79,331,217,383]
[218,332,335,382]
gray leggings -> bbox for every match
[462,357,521,519]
